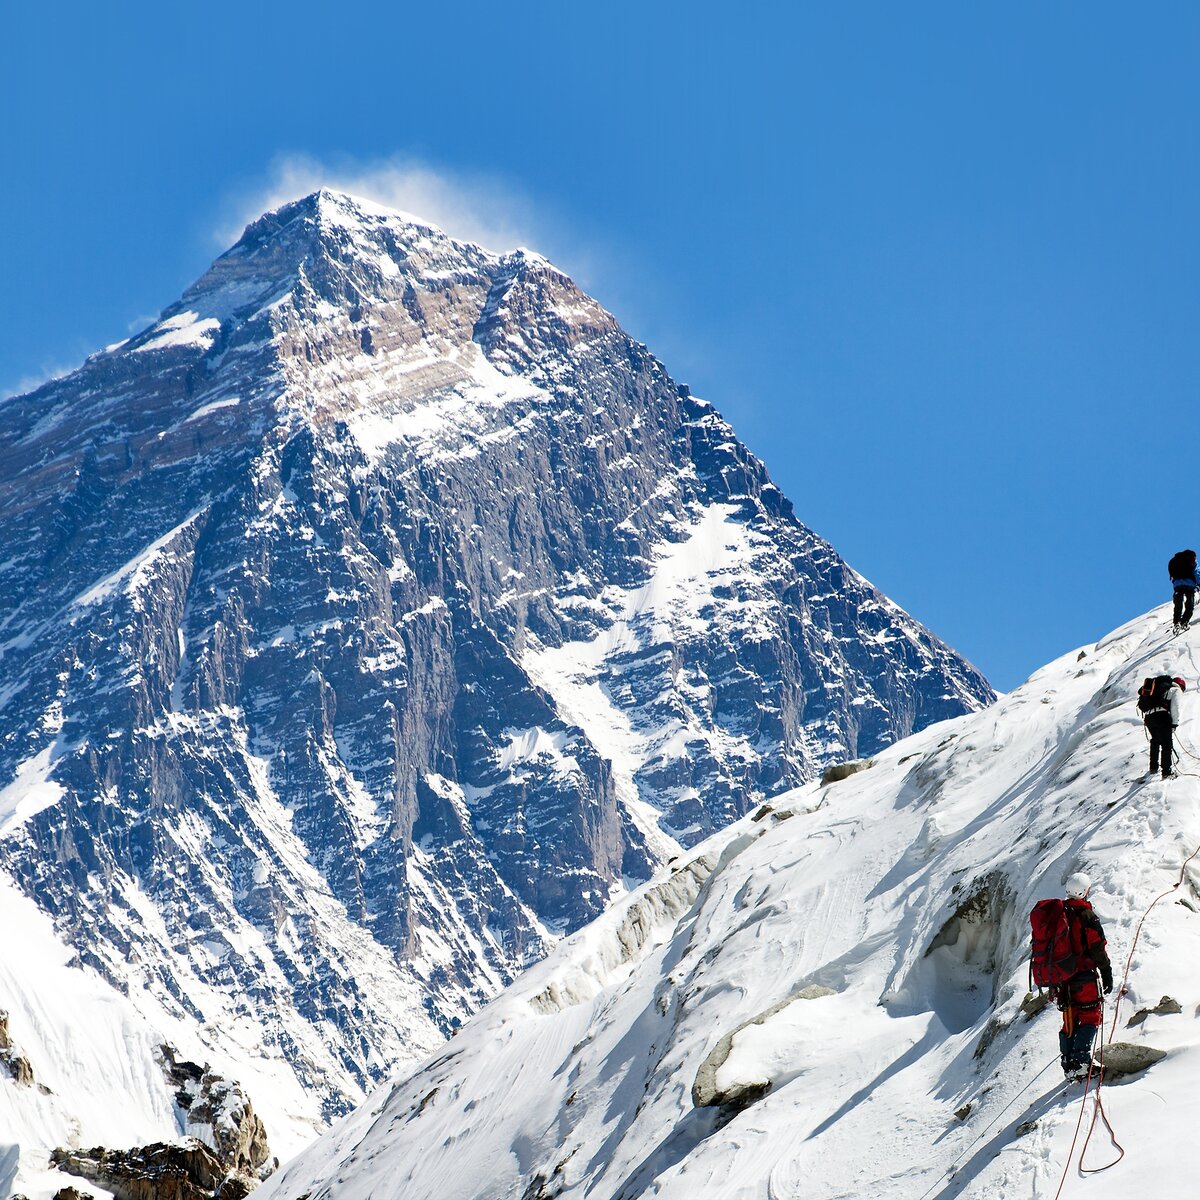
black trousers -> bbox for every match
[1174,587,1195,626]
[1059,1022,1098,1072]
[1146,711,1174,775]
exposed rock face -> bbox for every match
[52,1142,252,1200]
[44,1052,274,1200]
[159,1046,273,1178]
[0,190,994,1121]
[0,1010,35,1086]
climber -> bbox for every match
[1136,675,1186,779]
[1169,549,1200,632]
[1056,873,1113,1079]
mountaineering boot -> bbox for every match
[1163,770,1178,780]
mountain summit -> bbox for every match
[0,191,992,1149]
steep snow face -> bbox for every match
[261,605,1200,1200]
[0,190,991,1150]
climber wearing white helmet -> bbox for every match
[1057,873,1113,1078]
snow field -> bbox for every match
[258,604,1200,1200]
[523,502,787,854]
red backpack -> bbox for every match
[1029,898,1082,988]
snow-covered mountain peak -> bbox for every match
[169,188,492,331]
[0,189,992,1194]
[180,188,570,329]
[111,188,612,455]
[223,187,489,273]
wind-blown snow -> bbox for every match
[261,604,1200,1200]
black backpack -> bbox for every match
[1169,550,1197,581]
[1137,675,1174,716]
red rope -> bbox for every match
[1079,1008,1124,1174]
[1107,838,1200,1040]
[1052,1056,1095,1200]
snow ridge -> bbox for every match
[261,604,1200,1200]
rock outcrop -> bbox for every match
[820,759,874,785]
[52,1142,252,1200]
[46,1052,274,1200]
[159,1046,274,1179]
[0,1010,35,1087]
[1101,1042,1167,1078]
[1127,995,1182,1026]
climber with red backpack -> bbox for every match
[1029,873,1114,1079]
[1169,549,1200,633]
[1136,674,1186,779]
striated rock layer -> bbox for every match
[0,191,992,1130]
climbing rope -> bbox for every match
[1172,729,1200,769]
[1078,1014,1123,1176]
[1051,1051,1097,1200]
[912,1054,1062,1200]
[1138,723,1200,779]
[1104,837,1200,1041]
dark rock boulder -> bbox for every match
[51,1141,247,1200]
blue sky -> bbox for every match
[3,3,1198,690]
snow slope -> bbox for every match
[259,603,1200,1200]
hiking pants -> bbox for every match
[1059,1022,1098,1073]
[1174,586,1195,626]
[1146,711,1175,776]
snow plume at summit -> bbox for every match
[0,190,991,1195]
[219,155,546,260]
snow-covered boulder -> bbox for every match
[692,985,837,1108]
